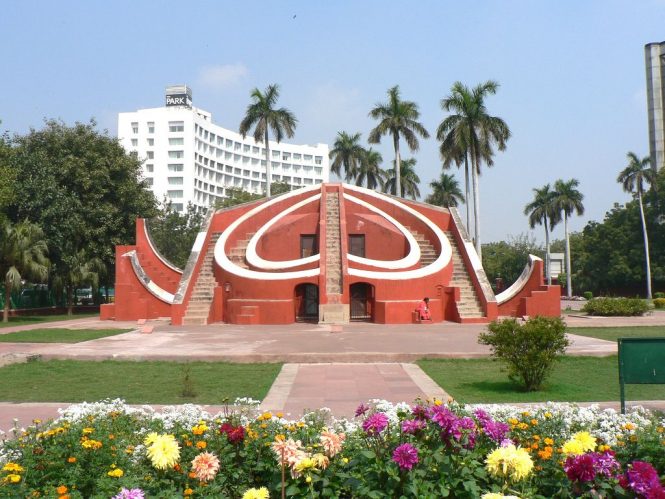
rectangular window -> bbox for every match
[169,137,184,146]
[168,177,183,185]
[172,203,184,212]
[349,235,366,257]
[168,164,183,172]
[145,164,154,173]
[315,156,322,164]
[145,177,153,186]
[168,150,184,159]
[252,146,260,154]
[146,151,154,159]
[300,235,318,258]
[131,122,138,134]
[293,153,301,160]
[147,138,154,146]
[304,154,312,161]
[131,138,138,146]
[167,190,183,198]
[168,121,184,132]
[147,122,155,133]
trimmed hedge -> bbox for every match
[653,298,665,309]
[581,297,649,316]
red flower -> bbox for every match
[219,423,245,444]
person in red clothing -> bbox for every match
[417,297,431,321]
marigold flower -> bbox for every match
[242,487,270,499]
[81,439,103,450]
[183,488,193,496]
[66,456,76,463]
[192,422,208,435]
[319,430,345,457]
[196,440,207,449]
[2,462,24,473]
[544,437,554,445]
[107,468,124,478]
[56,486,68,494]
[146,433,180,470]
[3,474,21,484]
[191,451,220,482]
[485,444,534,482]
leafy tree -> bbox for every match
[239,84,297,198]
[552,178,584,297]
[368,85,429,198]
[355,148,386,190]
[7,119,158,302]
[383,157,421,199]
[0,220,49,322]
[329,131,366,181]
[426,172,464,208]
[617,152,655,298]
[438,81,510,258]
[51,249,103,315]
[0,133,15,216]
[148,202,204,270]
[270,181,292,196]
[482,234,544,290]
[524,184,559,285]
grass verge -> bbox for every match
[0,313,98,328]
[417,356,665,404]
[0,360,282,404]
[568,326,665,342]
[0,328,132,343]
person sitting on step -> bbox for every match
[417,297,431,321]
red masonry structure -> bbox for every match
[101,183,560,325]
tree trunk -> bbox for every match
[67,285,73,316]
[393,134,401,197]
[638,190,652,299]
[3,278,10,323]
[472,158,481,259]
[265,129,271,198]
[564,213,572,297]
[545,215,551,285]
[464,154,471,233]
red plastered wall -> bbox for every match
[497,259,561,317]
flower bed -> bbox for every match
[1,399,664,497]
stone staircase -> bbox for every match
[182,233,221,325]
[136,251,180,292]
[447,233,485,319]
[228,233,254,269]
[325,192,342,294]
[408,229,437,267]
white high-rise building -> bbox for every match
[118,85,330,212]
[646,41,665,171]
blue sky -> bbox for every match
[2,0,663,243]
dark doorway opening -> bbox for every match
[300,235,318,258]
[349,234,365,257]
[295,283,319,322]
[350,282,374,321]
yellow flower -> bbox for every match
[485,444,534,482]
[107,468,124,478]
[82,427,94,435]
[544,412,552,419]
[306,476,312,483]
[192,423,208,435]
[530,419,539,426]
[196,440,207,449]
[276,412,284,418]
[183,488,193,496]
[311,453,330,470]
[656,426,664,434]
[561,439,585,456]
[294,457,317,473]
[623,423,635,431]
[517,423,529,430]
[261,412,273,420]
[81,439,103,450]
[146,433,181,470]
[242,487,270,499]
[3,474,21,484]
[572,432,596,452]
[544,437,554,446]
[143,432,159,445]
[2,462,24,473]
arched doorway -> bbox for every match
[295,284,319,322]
[350,282,374,321]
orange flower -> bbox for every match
[184,488,193,496]
[67,457,76,464]
[56,486,68,495]
[196,441,207,449]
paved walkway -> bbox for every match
[0,311,664,429]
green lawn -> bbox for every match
[417,356,665,404]
[0,360,282,404]
[0,328,131,343]
[0,313,98,328]
[568,326,665,342]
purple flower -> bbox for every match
[623,461,665,497]
[401,419,426,434]
[595,451,621,478]
[392,443,419,471]
[411,404,429,420]
[481,419,510,443]
[355,403,369,417]
[473,408,491,423]
[113,489,145,499]
[362,412,389,435]
[564,454,597,483]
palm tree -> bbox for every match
[384,157,421,199]
[239,84,297,198]
[329,131,366,182]
[438,125,471,227]
[617,152,656,299]
[438,81,510,258]
[355,148,386,190]
[53,249,104,316]
[0,220,49,322]
[524,184,559,285]
[426,172,464,208]
[368,85,429,198]
[552,178,584,297]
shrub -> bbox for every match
[654,291,665,299]
[653,298,665,309]
[478,316,570,392]
[581,297,649,316]
[583,291,593,300]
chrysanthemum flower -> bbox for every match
[242,487,270,499]
[562,431,597,455]
[271,437,303,466]
[392,443,419,471]
[146,433,180,470]
[112,488,145,499]
[319,430,345,457]
[191,451,220,482]
[485,444,534,482]
[362,412,389,435]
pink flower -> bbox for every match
[362,413,389,435]
[271,438,304,466]
[392,443,419,471]
[320,430,345,457]
[191,451,220,482]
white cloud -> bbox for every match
[198,63,248,89]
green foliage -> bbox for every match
[148,202,204,270]
[478,316,570,392]
[654,292,665,299]
[426,172,464,208]
[0,327,130,343]
[654,299,665,309]
[383,157,421,199]
[581,297,649,316]
[0,132,16,213]
[583,291,593,300]
[481,233,543,290]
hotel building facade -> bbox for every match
[646,41,665,171]
[118,85,330,211]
